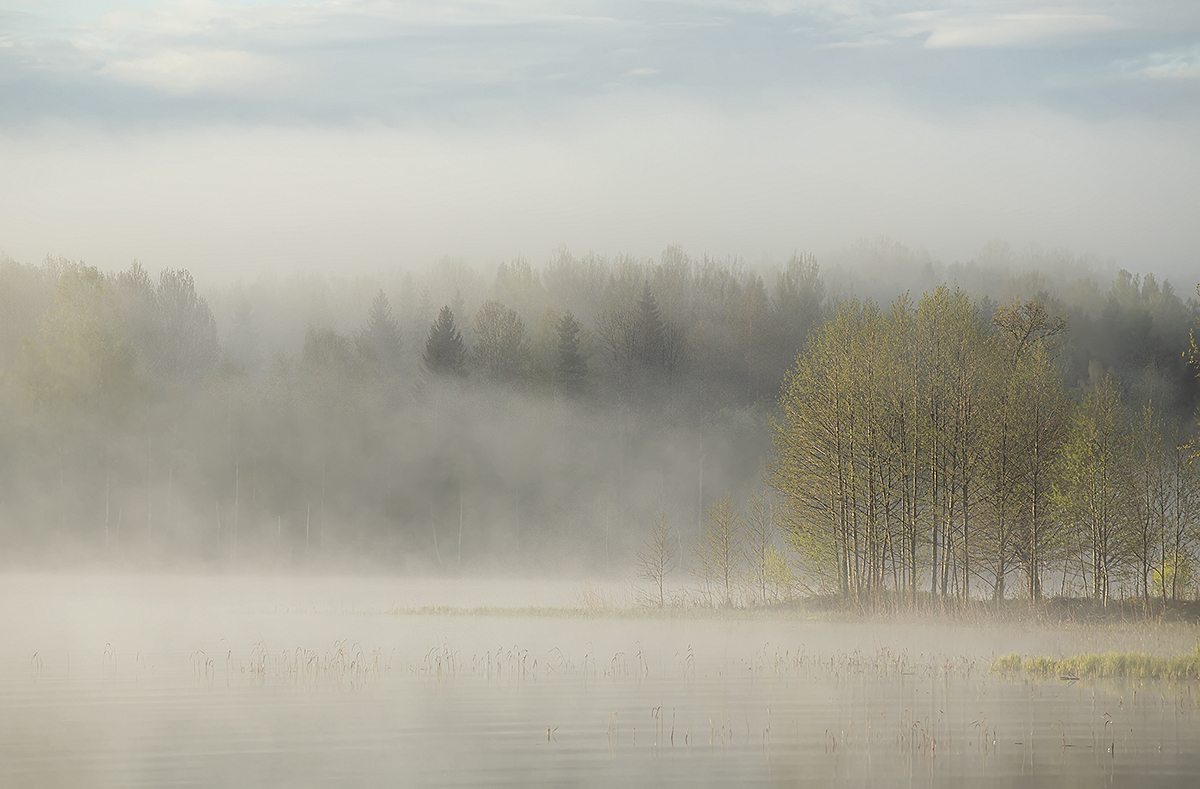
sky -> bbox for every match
[1,0,1198,282]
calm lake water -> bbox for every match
[2,574,1198,787]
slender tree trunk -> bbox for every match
[962,478,970,603]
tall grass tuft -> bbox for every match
[991,644,1200,680]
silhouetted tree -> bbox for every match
[423,306,466,377]
[634,281,665,370]
[555,310,588,396]
[361,290,403,375]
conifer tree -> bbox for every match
[635,281,665,370]
[555,310,588,395]
[362,290,403,374]
[423,306,466,377]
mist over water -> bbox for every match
[5,575,1200,786]
[4,0,1200,785]
[1,238,1199,787]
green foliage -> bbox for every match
[744,490,777,605]
[994,645,1200,680]
[0,254,57,373]
[1054,373,1126,605]
[0,248,1192,578]
[18,264,139,418]
[990,652,1022,674]
[772,289,1124,607]
[691,493,743,607]
[764,543,796,603]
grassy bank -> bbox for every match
[992,646,1200,680]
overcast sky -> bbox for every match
[1,0,1197,282]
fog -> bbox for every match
[5,99,1199,282]
[4,1,1200,785]
[4,573,1200,785]
[3,1,1200,280]
[1,245,1196,587]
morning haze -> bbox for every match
[1,1,1199,786]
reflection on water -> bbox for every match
[2,574,1199,787]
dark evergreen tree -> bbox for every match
[555,310,588,395]
[423,305,466,377]
[361,290,404,374]
[635,281,665,370]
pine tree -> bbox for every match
[362,290,403,374]
[555,310,588,395]
[635,281,665,370]
[423,306,466,377]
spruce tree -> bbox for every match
[635,281,665,369]
[362,290,403,374]
[423,306,466,377]
[555,310,588,395]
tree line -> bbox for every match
[0,248,1196,585]
[0,250,816,567]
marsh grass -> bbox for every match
[992,644,1200,680]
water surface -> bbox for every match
[2,574,1197,786]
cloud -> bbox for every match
[1118,45,1200,80]
[1,0,1195,126]
[921,13,1122,49]
[101,48,286,95]
[1,0,1198,286]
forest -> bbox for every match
[0,244,1197,607]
